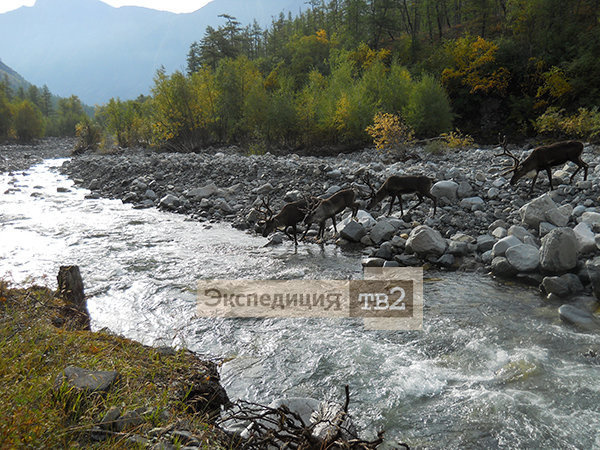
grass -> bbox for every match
[0,279,226,448]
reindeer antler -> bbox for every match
[255,196,273,223]
[360,170,379,199]
[494,134,520,176]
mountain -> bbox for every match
[0,0,305,105]
[0,59,30,93]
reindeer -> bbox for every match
[496,136,588,195]
[258,197,314,246]
[302,189,359,240]
[364,173,437,217]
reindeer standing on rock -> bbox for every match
[363,172,437,217]
[496,136,588,195]
[302,189,360,240]
[258,197,315,246]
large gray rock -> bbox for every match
[558,305,600,331]
[505,244,540,272]
[573,222,597,253]
[339,220,366,242]
[519,193,569,228]
[431,180,458,202]
[492,235,522,258]
[580,211,600,231]
[491,256,517,277]
[369,220,397,244]
[159,194,180,210]
[542,274,583,298]
[508,225,535,243]
[460,196,484,210]
[539,228,578,273]
[406,225,447,256]
[476,234,496,253]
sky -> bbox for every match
[0,0,214,14]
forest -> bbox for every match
[2,0,600,150]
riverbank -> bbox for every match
[0,276,230,448]
[0,138,74,174]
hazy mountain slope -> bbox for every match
[0,59,31,92]
[0,0,304,105]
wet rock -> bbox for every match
[431,180,458,202]
[447,240,469,256]
[362,257,385,267]
[491,256,517,277]
[394,254,422,266]
[374,242,394,260]
[436,254,455,268]
[492,235,522,258]
[539,228,578,273]
[406,225,447,257]
[541,274,583,298]
[558,304,600,331]
[505,244,539,272]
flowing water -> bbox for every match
[1,159,599,448]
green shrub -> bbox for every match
[74,118,102,152]
[404,75,453,137]
[534,106,600,141]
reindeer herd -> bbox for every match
[256,138,590,245]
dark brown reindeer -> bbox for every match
[496,136,588,195]
[364,173,437,217]
[302,189,359,240]
[259,197,313,246]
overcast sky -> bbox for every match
[0,0,213,14]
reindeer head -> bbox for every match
[495,135,523,186]
[256,197,275,237]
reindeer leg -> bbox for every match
[301,223,311,241]
[570,165,582,183]
[292,224,298,246]
[528,171,539,195]
[546,167,553,191]
[332,216,338,234]
[407,194,424,213]
[387,195,395,216]
[428,193,437,217]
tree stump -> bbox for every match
[56,265,90,330]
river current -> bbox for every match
[1,159,598,448]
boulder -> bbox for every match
[539,228,578,273]
[339,220,366,243]
[491,256,517,277]
[541,274,583,298]
[159,194,180,210]
[476,234,496,253]
[431,180,458,202]
[457,181,474,198]
[580,211,600,231]
[369,220,397,244]
[505,244,540,272]
[573,222,596,253]
[519,193,569,228]
[508,225,535,243]
[406,225,447,256]
[492,235,522,258]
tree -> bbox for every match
[14,100,44,142]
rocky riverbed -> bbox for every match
[0,138,74,173]
[60,142,600,330]
[4,138,599,330]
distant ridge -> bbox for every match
[0,0,305,104]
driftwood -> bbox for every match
[55,265,90,330]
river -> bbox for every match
[1,159,598,448]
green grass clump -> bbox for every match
[0,279,225,448]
